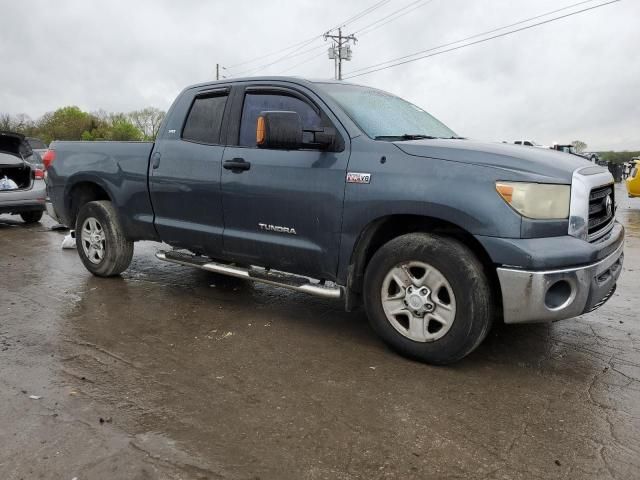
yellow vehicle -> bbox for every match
[627,158,640,197]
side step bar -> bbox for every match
[155,250,343,300]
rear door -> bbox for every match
[149,86,231,254]
[220,83,350,281]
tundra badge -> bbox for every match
[259,223,297,235]
[347,172,371,184]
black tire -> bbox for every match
[75,200,134,277]
[20,210,43,224]
[363,233,494,365]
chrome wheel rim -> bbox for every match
[81,217,106,264]
[381,261,456,342]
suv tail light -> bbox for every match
[42,149,56,170]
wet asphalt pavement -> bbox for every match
[1,184,639,480]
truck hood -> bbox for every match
[393,139,593,183]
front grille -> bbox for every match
[588,184,614,240]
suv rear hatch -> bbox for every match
[0,132,33,191]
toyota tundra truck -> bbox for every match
[44,77,624,364]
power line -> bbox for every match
[234,42,328,76]
[226,35,322,69]
[347,0,602,75]
[227,0,391,73]
[345,0,616,79]
[276,50,329,75]
[332,0,393,30]
[354,0,434,36]
[273,0,434,78]
[271,0,434,77]
[231,38,325,76]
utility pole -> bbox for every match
[215,64,227,80]
[324,28,356,80]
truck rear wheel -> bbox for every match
[75,200,134,277]
[363,233,493,365]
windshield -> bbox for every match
[318,83,457,140]
[27,138,47,150]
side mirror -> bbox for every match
[257,111,337,150]
[257,111,303,149]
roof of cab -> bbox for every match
[183,76,361,92]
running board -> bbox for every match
[155,250,343,300]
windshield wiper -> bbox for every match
[374,134,438,141]
[439,136,466,140]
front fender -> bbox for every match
[336,147,523,284]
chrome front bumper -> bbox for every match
[497,240,624,324]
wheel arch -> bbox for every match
[64,178,113,228]
[344,214,501,314]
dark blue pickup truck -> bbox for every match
[45,77,624,364]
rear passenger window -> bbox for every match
[182,94,228,144]
[239,93,323,147]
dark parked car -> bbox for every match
[44,77,624,364]
[25,137,48,163]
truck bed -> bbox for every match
[46,141,158,240]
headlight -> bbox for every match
[496,182,570,219]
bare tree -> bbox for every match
[571,140,587,153]
[0,112,33,132]
[0,113,13,131]
[128,107,166,140]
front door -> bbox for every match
[149,87,231,254]
[220,85,350,281]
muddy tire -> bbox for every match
[363,233,493,365]
[20,210,43,224]
[75,200,133,277]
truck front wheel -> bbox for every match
[363,233,493,365]
[75,200,134,277]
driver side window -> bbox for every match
[238,92,323,147]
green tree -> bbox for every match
[599,151,640,164]
[3,105,160,143]
[36,106,99,144]
[108,114,143,141]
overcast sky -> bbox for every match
[2,0,638,150]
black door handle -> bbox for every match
[223,158,251,172]
[151,152,161,169]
